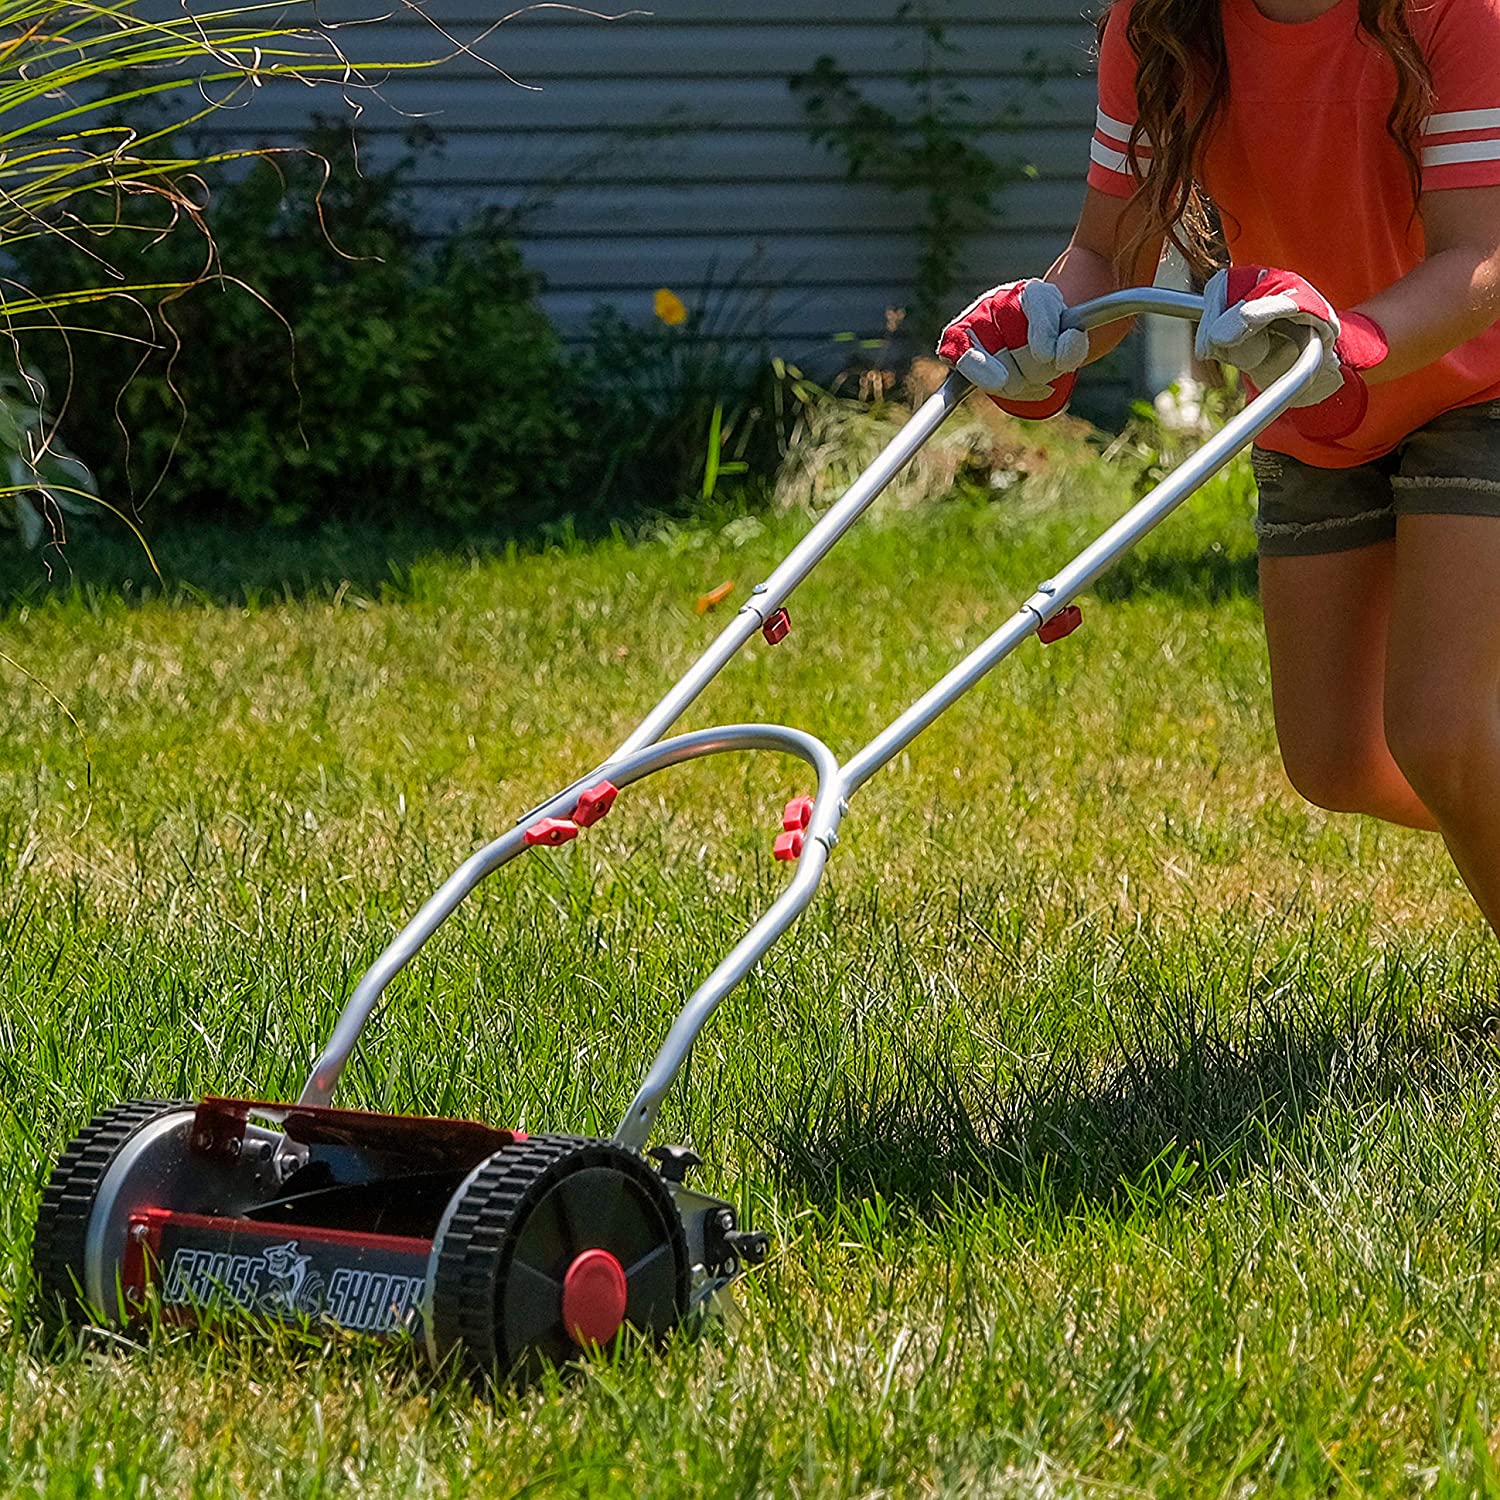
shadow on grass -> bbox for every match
[1092,543,1260,606]
[767,988,1500,1218]
[0,510,647,615]
[0,501,1260,617]
[0,520,527,614]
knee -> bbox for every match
[1280,742,1393,816]
[1383,689,1493,815]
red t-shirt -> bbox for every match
[1089,0,1500,467]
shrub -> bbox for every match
[569,271,812,517]
[0,0,555,550]
[0,368,98,548]
[8,126,582,529]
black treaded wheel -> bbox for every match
[428,1134,689,1387]
[32,1099,193,1337]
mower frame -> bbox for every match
[297,289,1321,1155]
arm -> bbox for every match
[936,0,1164,408]
[1358,184,1500,385]
[1045,185,1168,363]
[1055,0,1166,360]
[1199,181,1500,438]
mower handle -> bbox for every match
[914,286,1208,424]
[1062,286,1206,332]
[298,285,1318,1133]
[534,287,1217,814]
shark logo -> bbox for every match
[258,1241,308,1311]
[258,1240,326,1317]
[162,1239,325,1317]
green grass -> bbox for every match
[3,456,1499,1497]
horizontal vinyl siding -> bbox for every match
[187,0,1138,398]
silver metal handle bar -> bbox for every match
[302,286,1317,1129]
[298,724,845,1108]
[516,288,1211,829]
[613,304,1324,1149]
[1065,287,1206,328]
[303,295,1186,1112]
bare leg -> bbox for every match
[1384,514,1500,929]
[1259,542,1438,831]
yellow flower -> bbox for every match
[654,288,688,327]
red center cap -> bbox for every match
[561,1248,629,1347]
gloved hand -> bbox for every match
[937,279,1089,419]
[1195,266,1389,442]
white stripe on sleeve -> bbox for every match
[1095,108,1151,148]
[1090,138,1132,174]
[1422,138,1500,168]
[1423,107,1500,135]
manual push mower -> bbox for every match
[32,290,1321,1386]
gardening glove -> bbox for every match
[1196,266,1389,442]
[938,279,1089,419]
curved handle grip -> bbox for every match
[940,281,1319,405]
[1060,287,1205,333]
[1059,282,1322,410]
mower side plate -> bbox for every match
[123,1208,432,1338]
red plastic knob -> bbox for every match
[773,830,805,862]
[574,781,619,828]
[762,608,791,646]
[524,818,579,847]
[561,1248,628,1347]
[782,796,814,832]
[1038,604,1083,645]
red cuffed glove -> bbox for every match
[1195,266,1389,442]
[937,279,1089,419]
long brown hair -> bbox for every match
[1106,0,1434,277]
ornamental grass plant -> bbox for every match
[0,0,581,543]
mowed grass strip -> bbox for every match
[2,460,1498,1497]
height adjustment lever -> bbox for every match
[1038,605,1083,645]
[762,608,792,645]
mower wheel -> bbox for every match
[33,1099,194,1336]
[426,1135,688,1386]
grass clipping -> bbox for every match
[773,357,1099,514]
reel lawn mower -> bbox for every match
[31,290,1322,1387]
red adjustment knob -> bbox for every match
[762,608,791,646]
[1038,604,1083,645]
[782,796,814,832]
[562,1248,628,1347]
[573,780,618,828]
[524,818,579,847]
[773,829,804,862]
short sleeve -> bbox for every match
[1419,0,1500,191]
[1087,2,1150,198]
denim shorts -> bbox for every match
[1251,399,1500,556]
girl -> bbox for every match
[939,0,1500,929]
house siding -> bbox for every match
[194,0,1139,402]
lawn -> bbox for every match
[2,450,1498,1497]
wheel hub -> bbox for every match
[561,1247,628,1346]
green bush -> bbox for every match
[569,289,812,516]
[0,367,98,548]
[7,126,582,529]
